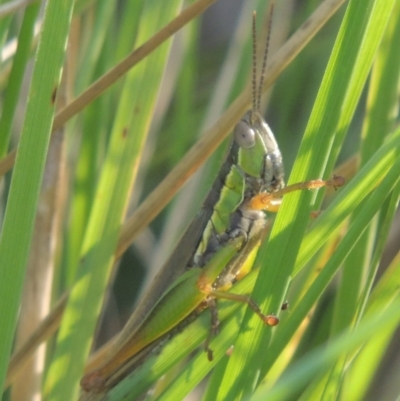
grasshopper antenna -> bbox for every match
[252,11,258,113]
[256,1,275,113]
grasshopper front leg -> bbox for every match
[248,176,345,212]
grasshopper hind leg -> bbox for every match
[204,298,220,361]
[202,293,279,362]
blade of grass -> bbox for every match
[0,1,39,157]
[43,1,184,400]
[342,183,400,401]
[338,6,400,397]
[249,299,400,401]
[0,0,38,18]
[0,0,74,391]
[261,132,400,374]
[64,0,119,285]
[330,0,397,337]
[322,0,398,398]
[216,0,397,399]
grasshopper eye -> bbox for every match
[234,121,256,149]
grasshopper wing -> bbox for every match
[116,157,234,345]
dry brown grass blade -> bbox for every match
[5,294,66,387]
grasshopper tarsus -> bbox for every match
[206,346,214,361]
[281,301,289,311]
[264,314,279,326]
[246,295,279,326]
[331,174,346,190]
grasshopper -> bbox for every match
[80,8,343,393]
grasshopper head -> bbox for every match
[233,110,284,194]
[235,6,284,195]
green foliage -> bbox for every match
[1,0,400,400]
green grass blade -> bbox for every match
[249,300,400,401]
[321,0,399,397]
[0,2,40,157]
[215,0,397,399]
[0,0,74,390]
[43,1,184,400]
[3,0,400,400]
[329,0,398,337]
[64,0,119,284]
[261,132,400,373]
[342,182,400,401]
